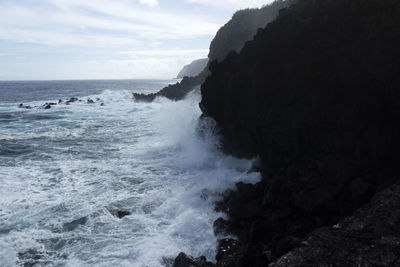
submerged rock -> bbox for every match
[18,103,32,109]
[17,248,67,267]
[62,217,88,232]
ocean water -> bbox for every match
[0,80,260,266]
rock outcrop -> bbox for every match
[172,253,214,267]
[208,0,296,62]
[133,69,208,102]
[177,58,209,79]
[134,0,295,103]
[195,0,400,265]
[271,184,400,266]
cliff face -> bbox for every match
[134,0,295,102]
[177,58,208,78]
[208,0,296,62]
[199,0,400,265]
[202,0,400,164]
[133,69,209,102]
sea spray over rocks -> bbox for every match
[0,81,260,266]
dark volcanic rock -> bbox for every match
[213,217,235,236]
[215,239,242,267]
[43,103,57,109]
[132,92,156,102]
[133,1,297,104]
[66,97,78,105]
[87,98,95,104]
[18,103,32,109]
[271,184,400,266]
[172,252,215,267]
[133,69,209,102]
[208,0,295,62]
[109,209,131,219]
[199,0,400,265]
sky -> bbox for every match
[0,0,273,80]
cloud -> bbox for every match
[139,0,159,7]
[0,0,246,79]
[0,0,220,46]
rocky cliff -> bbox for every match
[196,0,400,265]
[177,58,208,78]
[133,69,208,102]
[208,0,296,62]
[134,0,295,102]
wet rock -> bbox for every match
[87,98,95,104]
[43,102,57,109]
[133,69,209,102]
[62,216,87,232]
[109,209,131,219]
[213,217,235,236]
[216,239,242,267]
[132,93,156,102]
[58,99,63,104]
[172,252,214,267]
[18,103,32,109]
[66,97,78,105]
[161,256,174,266]
[100,103,105,106]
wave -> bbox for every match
[0,88,260,266]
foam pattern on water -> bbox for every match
[0,88,260,266]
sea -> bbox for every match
[0,79,260,266]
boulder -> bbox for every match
[172,252,214,267]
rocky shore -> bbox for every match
[133,69,208,102]
[133,0,293,103]
[173,0,400,265]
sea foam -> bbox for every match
[0,86,260,266]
